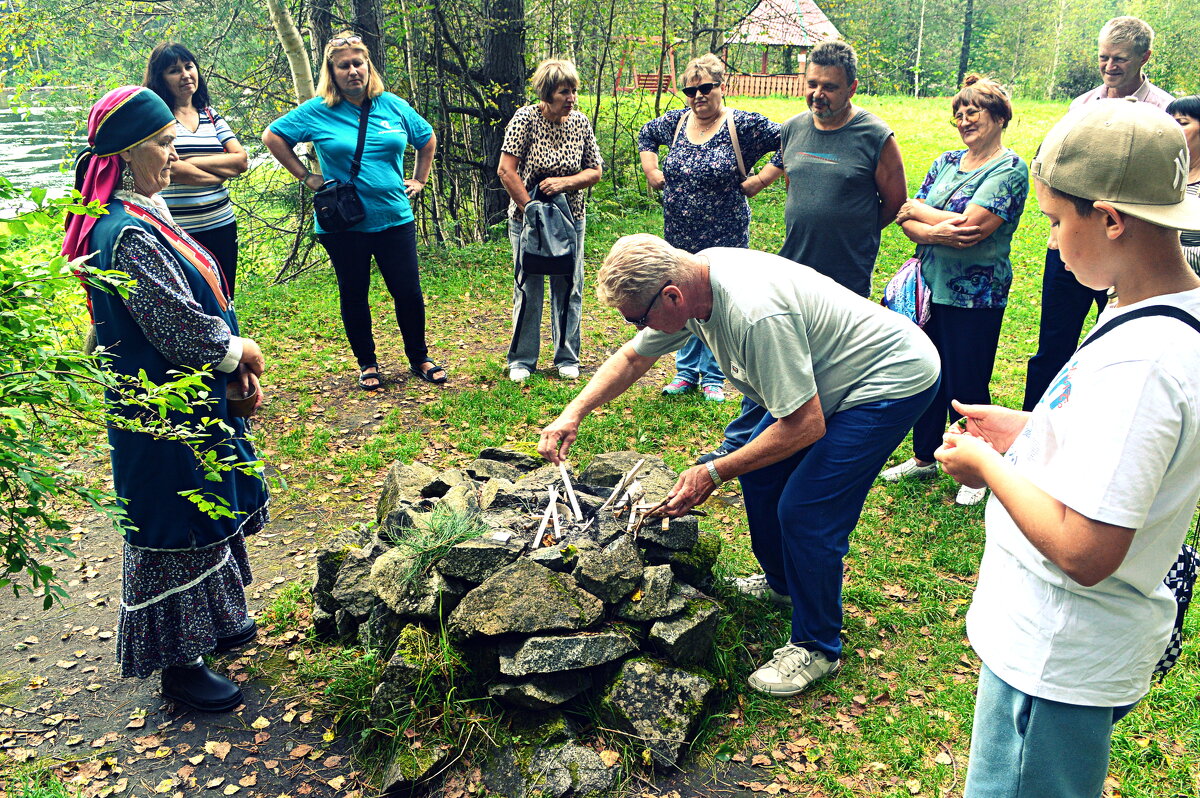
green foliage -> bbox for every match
[3,762,76,798]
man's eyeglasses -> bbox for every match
[624,282,672,327]
[951,107,982,127]
[331,35,363,47]
[682,82,720,98]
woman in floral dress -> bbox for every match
[638,53,780,402]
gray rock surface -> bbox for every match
[637,514,700,552]
[487,671,594,709]
[616,565,681,622]
[330,546,377,619]
[438,483,480,517]
[578,452,677,502]
[528,542,580,573]
[380,745,449,796]
[370,548,463,621]
[311,605,337,641]
[448,559,603,639]
[312,547,349,613]
[513,463,571,493]
[643,528,722,587]
[572,536,643,603]
[499,630,637,677]
[479,478,515,511]
[649,594,720,666]
[377,460,438,522]
[483,742,616,798]
[422,468,467,498]
[467,458,524,483]
[602,658,718,768]
[435,537,522,584]
[478,447,543,472]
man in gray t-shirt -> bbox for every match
[538,236,939,698]
[748,40,906,298]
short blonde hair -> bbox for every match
[532,59,580,103]
[597,234,686,308]
[1100,16,1154,55]
[681,53,725,87]
[316,31,385,107]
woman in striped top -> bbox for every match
[1167,95,1200,274]
[144,42,249,295]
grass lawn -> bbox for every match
[235,94,1200,796]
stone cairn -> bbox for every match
[310,448,726,797]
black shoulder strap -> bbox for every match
[1076,305,1200,352]
[348,97,372,183]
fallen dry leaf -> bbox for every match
[289,744,314,759]
[326,776,346,790]
[206,777,226,789]
[251,716,270,730]
[906,779,921,794]
[223,785,241,796]
[598,750,620,768]
[239,774,258,787]
[205,740,232,761]
[934,751,953,765]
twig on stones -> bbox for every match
[532,486,557,548]
[599,459,645,511]
[558,461,583,522]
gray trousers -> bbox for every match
[507,217,585,371]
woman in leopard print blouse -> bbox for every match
[497,58,603,382]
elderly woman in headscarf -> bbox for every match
[63,86,269,713]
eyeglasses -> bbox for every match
[682,82,720,98]
[624,282,672,327]
[330,35,363,47]
[951,107,982,127]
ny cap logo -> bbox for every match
[1174,148,1188,191]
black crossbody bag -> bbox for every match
[313,97,371,232]
[1074,305,1200,678]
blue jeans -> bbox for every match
[965,665,1136,797]
[738,380,938,659]
[673,336,725,387]
[1022,247,1107,411]
[723,396,768,451]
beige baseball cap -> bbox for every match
[1032,98,1200,231]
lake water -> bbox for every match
[0,106,81,196]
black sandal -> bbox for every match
[359,364,382,391]
[410,360,447,384]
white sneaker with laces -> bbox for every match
[880,458,938,482]
[557,365,580,380]
[509,367,531,382]
[748,643,841,697]
[956,485,988,506]
[729,574,792,607]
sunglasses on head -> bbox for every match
[682,82,719,98]
[624,282,673,327]
[330,35,363,47]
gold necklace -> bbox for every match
[692,109,725,135]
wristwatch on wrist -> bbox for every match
[706,460,723,488]
[300,171,313,186]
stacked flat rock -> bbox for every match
[310,449,725,788]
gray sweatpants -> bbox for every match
[506,217,585,371]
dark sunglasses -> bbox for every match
[330,35,363,47]
[624,282,673,326]
[682,82,720,98]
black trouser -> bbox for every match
[318,221,428,370]
[191,221,239,297]
[912,303,1006,463]
[1022,247,1107,411]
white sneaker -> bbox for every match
[956,485,988,506]
[557,365,580,380]
[748,643,841,697]
[880,458,938,482]
[509,367,531,382]
[729,574,792,607]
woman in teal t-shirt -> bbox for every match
[882,75,1028,505]
[263,31,445,390]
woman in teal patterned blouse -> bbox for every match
[881,75,1029,506]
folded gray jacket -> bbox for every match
[519,188,577,279]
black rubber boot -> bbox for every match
[214,619,258,653]
[161,660,243,712]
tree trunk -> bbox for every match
[913,0,926,98]
[481,0,527,225]
[1045,0,1067,99]
[654,0,669,117]
[956,0,974,88]
[308,0,333,71]
[266,0,316,104]
[353,0,385,73]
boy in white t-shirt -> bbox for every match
[936,99,1200,796]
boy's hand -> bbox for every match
[949,400,1029,453]
[935,433,1001,489]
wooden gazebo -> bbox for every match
[722,0,841,96]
